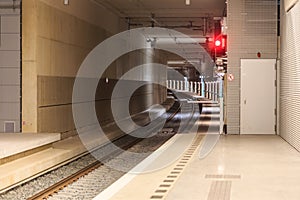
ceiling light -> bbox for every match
[167,60,186,65]
[64,0,69,5]
[185,0,190,5]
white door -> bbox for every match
[240,59,276,134]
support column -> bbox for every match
[22,0,38,132]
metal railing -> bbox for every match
[167,79,224,134]
[167,79,222,103]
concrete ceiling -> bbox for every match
[96,0,226,18]
[94,0,225,69]
[95,0,226,37]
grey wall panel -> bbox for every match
[0,34,20,50]
[227,0,278,134]
[0,68,20,85]
[0,10,20,132]
[0,9,20,15]
[1,15,20,33]
[0,86,19,102]
[0,102,20,120]
[0,121,3,132]
[280,1,300,151]
[0,51,20,67]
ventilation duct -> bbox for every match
[4,122,15,133]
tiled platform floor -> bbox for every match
[95,103,300,200]
[97,135,300,200]
[167,135,300,200]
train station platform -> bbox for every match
[0,131,107,192]
[0,133,63,191]
[95,104,300,200]
[0,133,60,160]
[0,97,177,193]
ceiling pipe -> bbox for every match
[127,23,204,30]
[127,23,209,37]
[163,25,203,29]
[92,0,126,17]
[123,16,209,20]
[150,13,162,27]
[127,15,211,36]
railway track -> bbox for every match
[26,92,200,200]
[27,97,183,200]
[27,136,143,200]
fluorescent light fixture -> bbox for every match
[167,59,201,65]
[167,60,186,65]
[187,59,201,64]
[156,37,207,44]
[213,17,222,20]
[185,0,190,5]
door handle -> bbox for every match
[244,99,247,104]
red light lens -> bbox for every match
[215,40,221,47]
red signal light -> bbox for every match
[212,34,227,60]
[215,40,221,47]
[214,34,227,50]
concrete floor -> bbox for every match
[167,135,300,200]
[96,135,300,200]
[94,103,300,200]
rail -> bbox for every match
[26,137,142,200]
[27,95,182,200]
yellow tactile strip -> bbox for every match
[205,174,241,180]
[207,181,232,200]
[205,174,241,200]
[149,134,203,199]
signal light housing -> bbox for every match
[213,34,227,54]
[211,34,227,61]
[214,34,227,50]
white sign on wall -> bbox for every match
[228,73,234,81]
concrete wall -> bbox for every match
[22,0,167,134]
[226,0,278,134]
[0,6,20,132]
